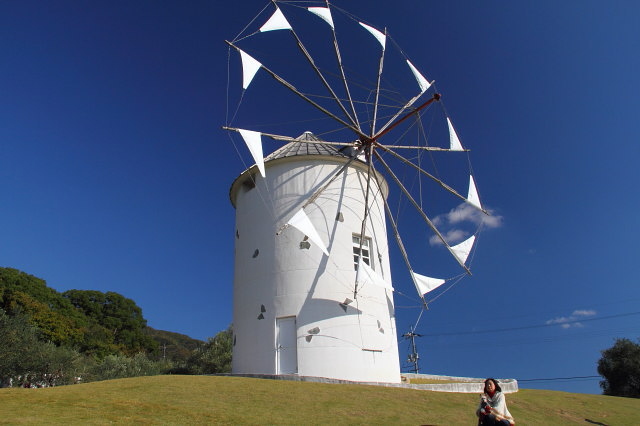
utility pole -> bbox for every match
[403,326,422,374]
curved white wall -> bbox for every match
[231,155,400,383]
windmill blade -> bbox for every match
[374,151,472,275]
[236,129,266,178]
[374,61,432,136]
[222,126,356,147]
[447,117,464,151]
[308,5,361,130]
[405,60,431,94]
[378,144,489,215]
[237,48,262,90]
[307,7,334,29]
[260,5,359,129]
[359,22,386,50]
[367,159,428,305]
[411,272,445,296]
[227,40,369,141]
[275,144,367,236]
[259,6,292,32]
[354,143,375,297]
[467,175,482,210]
[450,234,476,265]
[286,208,330,256]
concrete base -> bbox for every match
[217,373,518,393]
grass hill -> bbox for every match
[1,375,639,424]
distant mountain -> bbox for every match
[145,327,204,362]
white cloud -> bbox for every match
[429,229,469,246]
[428,203,503,247]
[432,203,503,229]
[546,309,596,329]
[572,309,596,317]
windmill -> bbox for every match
[225,1,487,383]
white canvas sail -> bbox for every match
[238,49,262,90]
[411,272,445,295]
[451,235,475,265]
[357,258,393,290]
[467,175,482,210]
[307,7,334,29]
[260,7,292,32]
[406,60,431,93]
[447,117,464,151]
[237,129,266,178]
[286,209,329,256]
[359,22,386,50]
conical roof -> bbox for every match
[229,131,377,208]
[264,131,355,162]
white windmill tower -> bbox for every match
[230,132,400,382]
[225,2,487,383]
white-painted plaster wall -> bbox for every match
[231,155,400,383]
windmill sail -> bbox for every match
[286,209,329,256]
[260,7,292,32]
[467,175,482,210]
[237,129,266,178]
[447,117,464,151]
[411,272,445,295]
[450,235,475,265]
[357,258,393,290]
[406,60,431,93]
[308,7,334,28]
[359,22,386,50]
[238,49,262,90]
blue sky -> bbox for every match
[2,1,639,394]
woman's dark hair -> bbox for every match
[484,378,502,393]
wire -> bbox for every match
[419,311,640,337]
[517,376,600,383]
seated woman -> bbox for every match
[476,378,515,425]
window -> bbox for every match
[352,234,373,271]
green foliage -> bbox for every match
[0,289,84,346]
[0,311,86,387]
[0,268,87,347]
[186,326,232,374]
[87,353,166,382]
[598,337,640,398]
[0,267,235,386]
[0,267,159,357]
[63,290,159,355]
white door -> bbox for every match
[276,316,298,374]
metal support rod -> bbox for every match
[226,40,370,141]
[222,126,357,147]
[326,0,360,129]
[286,16,359,129]
[374,151,472,275]
[354,143,375,299]
[377,144,489,215]
[370,31,386,136]
[372,93,441,141]
[276,144,367,236]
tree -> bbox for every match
[0,311,85,387]
[186,327,233,374]
[597,338,640,398]
[63,289,158,355]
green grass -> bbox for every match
[1,375,639,425]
